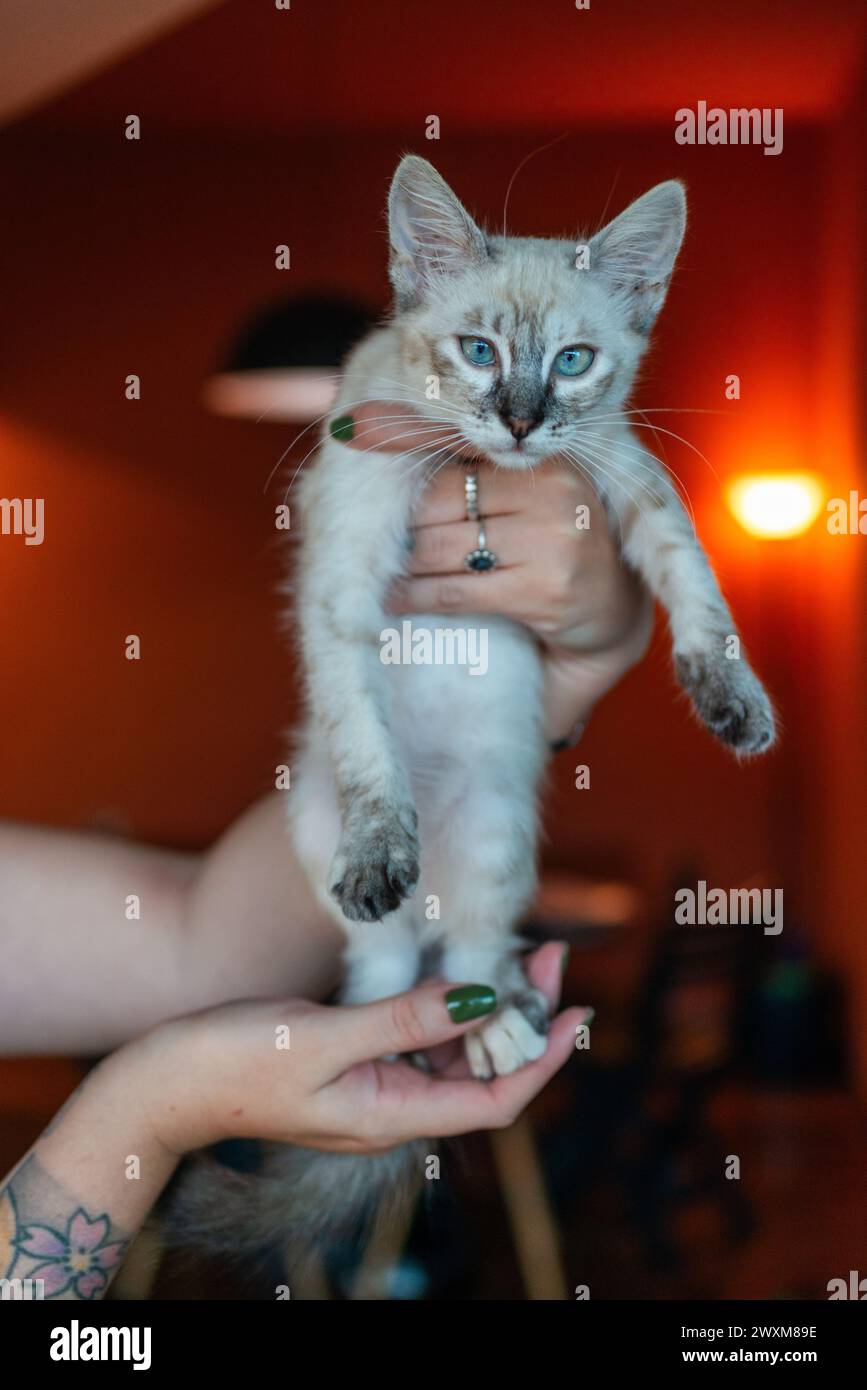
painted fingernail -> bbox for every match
[561,946,571,978]
[330,414,355,442]
[445,984,496,1022]
[581,1007,596,1026]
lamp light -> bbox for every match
[725,472,825,539]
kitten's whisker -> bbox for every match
[588,407,721,418]
[556,445,629,550]
[282,431,467,510]
[572,424,696,527]
[582,412,719,480]
[365,438,470,500]
[403,443,467,484]
[572,441,669,515]
[274,395,465,494]
[560,439,674,542]
[569,430,697,534]
[340,389,464,421]
[632,407,676,500]
[280,416,460,497]
[261,373,467,492]
[589,167,622,239]
[577,416,710,523]
[500,130,570,239]
[420,450,470,489]
[262,390,417,494]
[330,430,470,498]
[308,424,466,483]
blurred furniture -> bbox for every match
[532,880,761,1277]
[617,914,759,1269]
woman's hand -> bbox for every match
[136,942,589,1157]
[334,402,653,743]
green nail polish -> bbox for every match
[583,1007,595,1027]
[445,984,496,1023]
[561,946,571,978]
[330,414,355,442]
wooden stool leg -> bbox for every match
[489,1116,568,1300]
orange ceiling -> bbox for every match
[11,0,867,135]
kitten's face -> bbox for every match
[398,241,641,470]
[387,158,686,471]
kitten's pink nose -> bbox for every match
[504,416,535,441]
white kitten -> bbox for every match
[290,156,774,1071]
[171,157,774,1261]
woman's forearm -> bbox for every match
[0,796,343,1054]
[0,819,196,1053]
[0,1044,177,1299]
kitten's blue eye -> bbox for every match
[459,336,496,367]
[554,345,595,377]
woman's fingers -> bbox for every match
[334,403,461,455]
[413,456,603,526]
[413,461,527,525]
[315,943,592,1142]
[363,1005,590,1142]
[397,513,532,579]
[523,939,567,1013]
[322,979,500,1073]
[389,566,528,617]
[427,942,571,1079]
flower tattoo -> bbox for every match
[15,1208,127,1299]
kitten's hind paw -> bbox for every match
[328,806,420,922]
[464,988,549,1079]
[675,651,776,756]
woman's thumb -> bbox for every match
[331,981,497,1067]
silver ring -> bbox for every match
[463,469,498,571]
[465,520,498,572]
[464,469,480,521]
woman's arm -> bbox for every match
[0,796,343,1055]
[1,943,586,1298]
[0,1047,175,1299]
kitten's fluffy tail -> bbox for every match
[163,1140,429,1266]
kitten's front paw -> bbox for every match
[328,805,420,922]
[675,651,776,756]
[464,988,549,1079]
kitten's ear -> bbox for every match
[589,181,686,332]
[388,155,488,306]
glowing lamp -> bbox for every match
[725,472,825,539]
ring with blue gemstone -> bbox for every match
[465,521,498,573]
